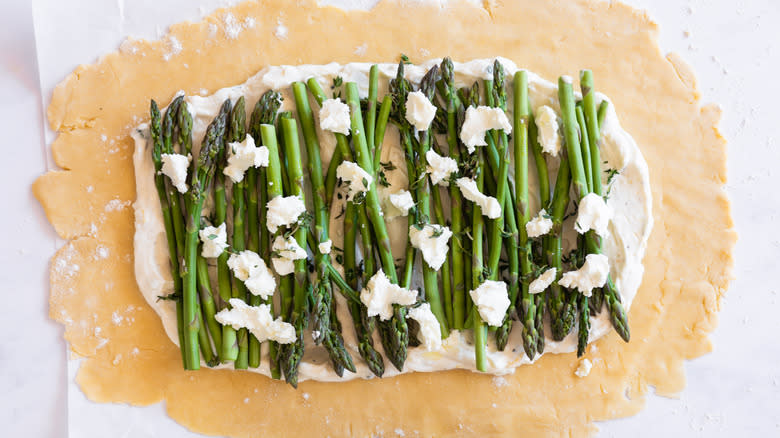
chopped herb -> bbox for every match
[380,161,397,171]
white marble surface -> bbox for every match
[1,0,778,436]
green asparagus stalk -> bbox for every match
[247,91,282,369]
[472,153,487,372]
[511,71,538,360]
[260,123,285,379]
[439,58,468,330]
[344,202,384,376]
[430,174,454,328]
[305,78,390,372]
[415,65,448,335]
[372,95,393,172]
[366,65,379,157]
[196,252,222,357]
[279,114,309,385]
[293,82,355,374]
[345,82,397,281]
[165,97,218,364]
[181,100,229,370]
[226,97,250,370]
[560,76,629,343]
[150,100,187,367]
[580,70,602,197]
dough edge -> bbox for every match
[33,0,735,436]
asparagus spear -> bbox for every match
[372,95,393,172]
[278,114,309,386]
[439,58,469,330]
[246,91,283,369]
[344,202,384,376]
[348,78,416,371]
[150,100,187,367]
[560,76,629,344]
[164,97,218,365]
[304,79,386,374]
[511,70,539,360]
[471,153,488,371]
[430,162,454,328]
[366,65,379,158]
[345,82,397,281]
[580,70,603,197]
[414,65,449,335]
[196,251,222,356]
[181,100,229,370]
[259,123,285,379]
[293,82,355,374]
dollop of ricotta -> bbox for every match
[223,134,270,183]
[405,90,437,131]
[216,299,295,344]
[407,303,442,351]
[360,269,418,321]
[529,267,557,294]
[160,153,190,193]
[266,195,306,233]
[558,253,610,297]
[319,98,351,135]
[459,106,512,153]
[526,209,554,238]
[534,105,561,156]
[408,224,452,270]
[469,280,510,327]
[456,177,501,219]
[227,250,276,299]
[574,193,613,238]
[198,223,228,258]
[271,235,307,276]
[337,161,373,201]
[318,239,332,255]
[382,189,415,218]
[426,149,458,186]
[574,358,593,378]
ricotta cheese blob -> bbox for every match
[408,224,452,270]
[360,269,418,321]
[133,59,653,382]
[529,267,557,294]
[404,90,437,131]
[216,299,295,344]
[426,149,458,186]
[469,280,511,327]
[526,208,554,238]
[337,161,373,201]
[160,153,190,193]
[459,106,512,153]
[559,253,610,297]
[198,223,228,258]
[456,177,501,219]
[319,98,351,135]
[265,195,306,233]
[407,303,442,351]
[271,235,307,276]
[574,358,593,378]
[574,193,613,238]
[223,134,269,183]
[534,105,561,156]
[386,190,415,218]
[227,250,276,299]
[318,239,333,255]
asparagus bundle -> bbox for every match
[148,59,634,380]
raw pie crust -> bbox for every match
[33,0,735,436]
